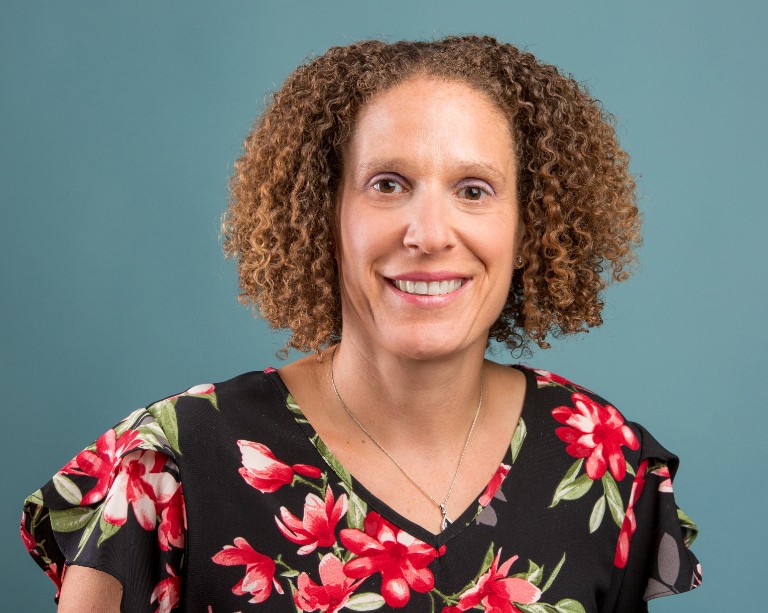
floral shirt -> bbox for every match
[21,366,701,612]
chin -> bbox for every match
[384,326,482,362]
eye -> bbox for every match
[458,185,487,201]
[373,178,403,194]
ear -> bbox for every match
[512,217,526,270]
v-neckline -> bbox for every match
[265,365,535,548]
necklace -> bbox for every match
[329,346,483,532]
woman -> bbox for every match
[21,36,701,612]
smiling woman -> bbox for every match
[335,77,520,362]
[21,36,701,612]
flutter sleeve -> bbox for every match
[20,406,186,612]
[604,423,702,612]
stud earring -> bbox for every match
[515,255,524,268]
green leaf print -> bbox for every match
[510,417,527,462]
[589,496,606,533]
[314,437,352,487]
[480,541,495,574]
[113,407,145,437]
[677,507,699,548]
[602,473,624,527]
[550,459,584,507]
[74,507,102,559]
[285,394,308,424]
[148,399,180,454]
[96,513,121,547]
[526,559,544,586]
[540,553,566,594]
[50,506,95,533]
[345,489,368,531]
[25,489,44,507]
[553,598,587,613]
[52,474,82,506]
[518,604,556,613]
[345,592,386,610]
[202,391,219,410]
[559,474,593,502]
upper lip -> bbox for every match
[386,271,468,282]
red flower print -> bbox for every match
[61,427,144,505]
[212,537,283,603]
[150,564,181,613]
[442,549,541,613]
[614,459,648,568]
[552,393,639,481]
[103,450,179,530]
[651,464,673,493]
[169,383,216,400]
[533,369,576,388]
[21,513,65,596]
[45,563,65,600]
[20,514,37,553]
[238,440,322,493]
[276,486,348,554]
[294,553,364,612]
[340,511,444,607]
[185,383,215,395]
[479,463,511,506]
[158,485,186,551]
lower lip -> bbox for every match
[386,279,470,306]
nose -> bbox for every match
[402,188,457,254]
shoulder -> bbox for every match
[20,368,284,607]
[144,369,287,446]
[515,365,701,601]
[517,364,683,478]
[147,368,283,414]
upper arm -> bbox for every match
[58,565,122,613]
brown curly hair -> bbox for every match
[222,35,640,355]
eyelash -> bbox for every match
[457,184,489,201]
[371,177,493,201]
[372,178,404,194]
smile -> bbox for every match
[392,279,464,296]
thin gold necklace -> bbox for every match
[329,346,483,532]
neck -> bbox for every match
[328,336,487,449]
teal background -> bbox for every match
[2,1,765,609]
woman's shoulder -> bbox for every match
[517,364,681,471]
[513,364,701,602]
[20,368,287,607]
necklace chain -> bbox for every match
[329,346,483,532]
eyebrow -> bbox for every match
[356,157,510,186]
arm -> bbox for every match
[58,565,122,613]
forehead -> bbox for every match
[344,76,515,174]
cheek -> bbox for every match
[342,211,393,263]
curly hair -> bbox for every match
[222,35,640,355]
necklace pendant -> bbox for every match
[439,504,451,531]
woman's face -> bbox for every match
[335,76,521,361]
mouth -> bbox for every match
[390,278,464,296]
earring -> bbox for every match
[515,255,524,268]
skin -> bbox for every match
[58,565,122,612]
[281,76,527,534]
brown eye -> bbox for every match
[373,179,402,194]
[460,186,485,201]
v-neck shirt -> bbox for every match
[21,365,701,612]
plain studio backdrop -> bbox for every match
[2,1,765,610]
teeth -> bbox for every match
[394,279,463,295]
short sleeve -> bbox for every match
[604,423,702,612]
[20,406,186,612]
